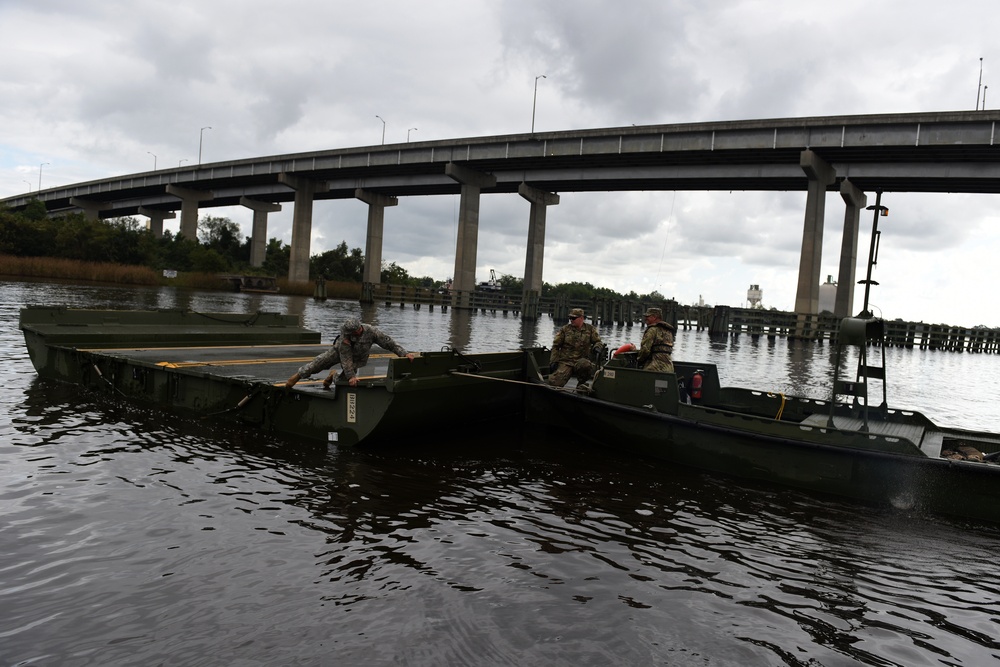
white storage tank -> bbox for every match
[819,275,837,313]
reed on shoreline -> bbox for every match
[0,255,362,298]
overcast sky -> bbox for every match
[3,0,999,326]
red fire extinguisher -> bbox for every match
[690,370,704,402]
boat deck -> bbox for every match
[801,413,943,458]
[85,343,394,388]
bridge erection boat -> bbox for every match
[525,321,1000,524]
[523,193,1000,525]
[19,306,539,446]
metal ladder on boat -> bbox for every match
[827,316,888,431]
[824,190,890,432]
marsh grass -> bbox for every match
[0,255,363,298]
[0,255,161,285]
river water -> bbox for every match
[3,279,1000,666]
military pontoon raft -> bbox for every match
[19,306,541,446]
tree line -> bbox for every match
[0,201,666,302]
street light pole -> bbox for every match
[531,74,546,133]
[977,57,984,110]
[198,126,212,164]
[407,127,417,142]
[984,85,989,110]
[376,115,386,144]
[23,180,32,193]
[38,162,49,191]
[147,151,157,170]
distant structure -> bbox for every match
[747,284,763,309]
[818,275,837,314]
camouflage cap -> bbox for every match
[645,307,662,318]
[568,308,585,319]
[341,317,363,336]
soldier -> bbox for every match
[548,308,604,387]
[636,307,675,373]
[285,317,414,389]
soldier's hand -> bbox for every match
[285,373,300,389]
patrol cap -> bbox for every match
[645,307,662,318]
[341,317,362,336]
[568,308,585,319]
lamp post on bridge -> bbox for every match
[407,127,417,142]
[977,57,984,110]
[376,115,386,145]
[147,151,157,170]
[531,74,546,134]
[198,126,211,165]
[38,162,49,192]
[984,85,989,110]
[23,180,31,193]
[179,159,188,168]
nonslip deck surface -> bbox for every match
[801,413,942,457]
[86,344,394,384]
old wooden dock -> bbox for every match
[359,284,1000,353]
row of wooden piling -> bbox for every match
[356,284,999,353]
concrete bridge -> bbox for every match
[5,110,1000,318]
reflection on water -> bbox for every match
[4,279,1000,665]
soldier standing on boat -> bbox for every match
[284,317,413,389]
[548,308,604,387]
[636,307,675,373]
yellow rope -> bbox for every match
[767,392,786,420]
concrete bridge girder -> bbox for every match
[794,150,837,316]
[239,197,282,268]
[836,180,867,318]
[518,182,560,296]
[69,197,112,221]
[446,162,497,295]
[279,173,329,283]
[165,184,214,240]
[138,206,176,238]
[355,189,398,285]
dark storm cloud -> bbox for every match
[495,1,712,125]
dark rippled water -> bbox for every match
[3,280,1000,666]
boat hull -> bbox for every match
[19,307,540,446]
[525,356,1000,524]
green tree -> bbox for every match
[381,260,410,284]
[261,238,290,277]
[311,241,363,281]
[499,273,523,293]
[198,215,245,266]
[190,245,229,273]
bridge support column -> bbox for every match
[446,162,497,306]
[794,150,836,317]
[518,182,560,320]
[166,185,214,240]
[279,173,329,283]
[138,206,176,238]
[240,196,282,268]
[69,197,112,221]
[836,179,867,318]
[355,189,398,285]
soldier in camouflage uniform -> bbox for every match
[636,307,675,373]
[548,308,604,387]
[285,317,413,389]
